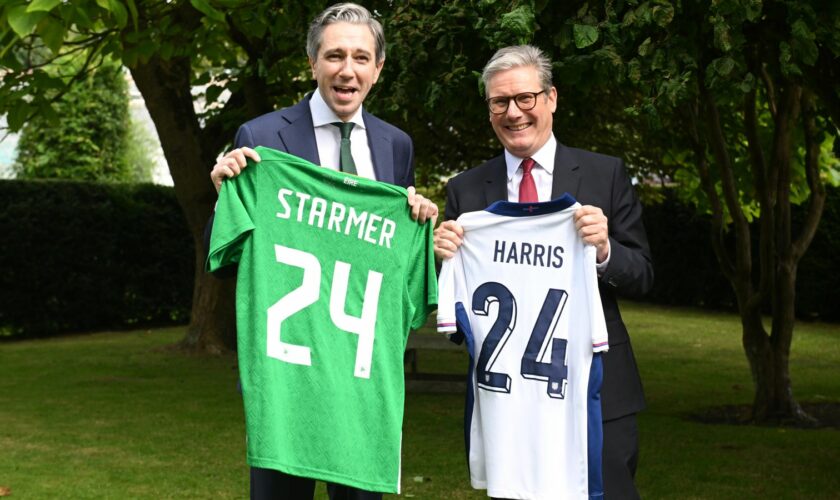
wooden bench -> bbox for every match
[403,333,467,393]
[404,332,463,375]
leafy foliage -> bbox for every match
[0,1,327,155]
[0,0,334,349]
[550,0,840,421]
[373,1,685,192]
[13,62,138,181]
[373,1,539,187]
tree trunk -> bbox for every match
[701,74,815,424]
[733,251,810,423]
[739,306,773,416]
[744,261,812,423]
[740,83,813,424]
[185,253,237,353]
[128,56,236,353]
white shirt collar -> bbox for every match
[309,88,366,129]
[504,134,557,180]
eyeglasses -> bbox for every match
[486,90,546,114]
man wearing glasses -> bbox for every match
[433,45,653,499]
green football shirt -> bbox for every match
[206,147,437,493]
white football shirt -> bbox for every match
[437,194,608,500]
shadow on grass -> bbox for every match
[687,402,840,429]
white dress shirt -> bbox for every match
[309,88,377,180]
[503,134,610,269]
[504,134,557,203]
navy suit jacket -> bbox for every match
[232,93,415,187]
[443,143,653,421]
[205,93,415,254]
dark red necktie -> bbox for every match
[519,157,538,203]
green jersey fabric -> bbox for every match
[206,147,437,493]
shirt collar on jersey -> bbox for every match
[309,88,367,129]
[504,133,557,181]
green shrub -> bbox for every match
[13,63,136,182]
[0,179,193,337]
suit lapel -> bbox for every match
[483,155,509,207]
[551,143,582,199]
[277,96,320,165]
[482,143,580,206]
[363,111,394,184]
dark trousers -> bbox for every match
[250,467,382,500]
[602,413,640,500]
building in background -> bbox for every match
[0,114,18,179]
[127,76,172,186]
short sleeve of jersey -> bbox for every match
[206,168,257,272]
[584,245,609,352]
[408,221,438,330]
[436,257,458,333]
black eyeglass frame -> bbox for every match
[486,90,547,114]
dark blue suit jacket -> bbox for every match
[205,93,415,255]
[233,93,415,187]
[443,143,653,421]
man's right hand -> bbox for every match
[433,220,464,260]
[211,147,262,193]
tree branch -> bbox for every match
[744,43,776,309]
[761,64,778,119]
[791,90,827,262]
[744,44,769,194]
[7,38,110,132]
[686,99,735,281]
[770,83,801,252]
[700,81,754,302]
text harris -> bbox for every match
[493,239,564,268]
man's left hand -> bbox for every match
[407,186,439,225]
[574,205,610,263]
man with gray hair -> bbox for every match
[207,4,436,499]
[434,45,653,499]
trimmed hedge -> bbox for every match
[0,179,194,337]
[642,186,840,321]
[791,186,840,320]
[642,192,736,310]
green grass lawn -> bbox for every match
[1,301,838,499]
